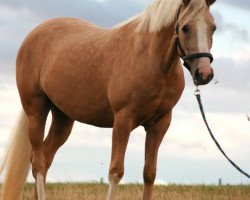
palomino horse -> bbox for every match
[0,0,216,199]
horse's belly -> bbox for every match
[42,74,114,127]
[49,92,114,127]
[67,105,114,128]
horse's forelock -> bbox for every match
[180,0,208,28]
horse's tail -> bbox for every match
[0,110,31,200]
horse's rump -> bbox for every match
[16,18,117,126]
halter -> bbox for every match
[175,7,214,72]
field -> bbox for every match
[14,183,250,200]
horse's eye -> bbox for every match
[182,25,189,33]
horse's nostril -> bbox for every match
[195,69,201,80]
[194,68,214,85]
[209,72,214,80]
[200,72,204,79]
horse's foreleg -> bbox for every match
[43,108,74,178]
[24,97,50,200]
[107,111,134,200]
[143,112,172,200]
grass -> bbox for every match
[14,183,250,200]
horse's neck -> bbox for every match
[163,27,180,72]
[132,22,179,73]
[150,23,179,73]
[113,22,179,74]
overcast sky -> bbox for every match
[0,0,250,185]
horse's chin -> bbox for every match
[193,78,213,86]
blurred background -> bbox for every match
[0,0,250,185]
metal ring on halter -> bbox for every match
[194,87,200,96]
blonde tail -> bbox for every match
[0,110,31,200]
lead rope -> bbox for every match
[194,88,250,179]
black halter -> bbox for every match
[175,37,214,72]
[175,7,214,72]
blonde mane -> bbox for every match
[116,0,208,33]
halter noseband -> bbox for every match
[175,7,214,72]
[175,37,214,72]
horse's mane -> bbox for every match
[116,0,207,32]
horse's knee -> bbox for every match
[143,165,156,185]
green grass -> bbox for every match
[6,183,250,199]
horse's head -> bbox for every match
[176,0,216,85]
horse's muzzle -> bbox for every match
[194,68,214,85]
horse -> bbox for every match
[0,0,216,199]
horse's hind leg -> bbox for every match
[22,96,51,200]
[43,107,74,178]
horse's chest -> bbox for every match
[137,79,184,125]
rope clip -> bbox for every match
[194,85,200,96]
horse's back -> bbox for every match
[16,18,101,94]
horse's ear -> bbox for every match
[206,0,216,6]
[182,0,191,6]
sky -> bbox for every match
[0,0,250,185]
